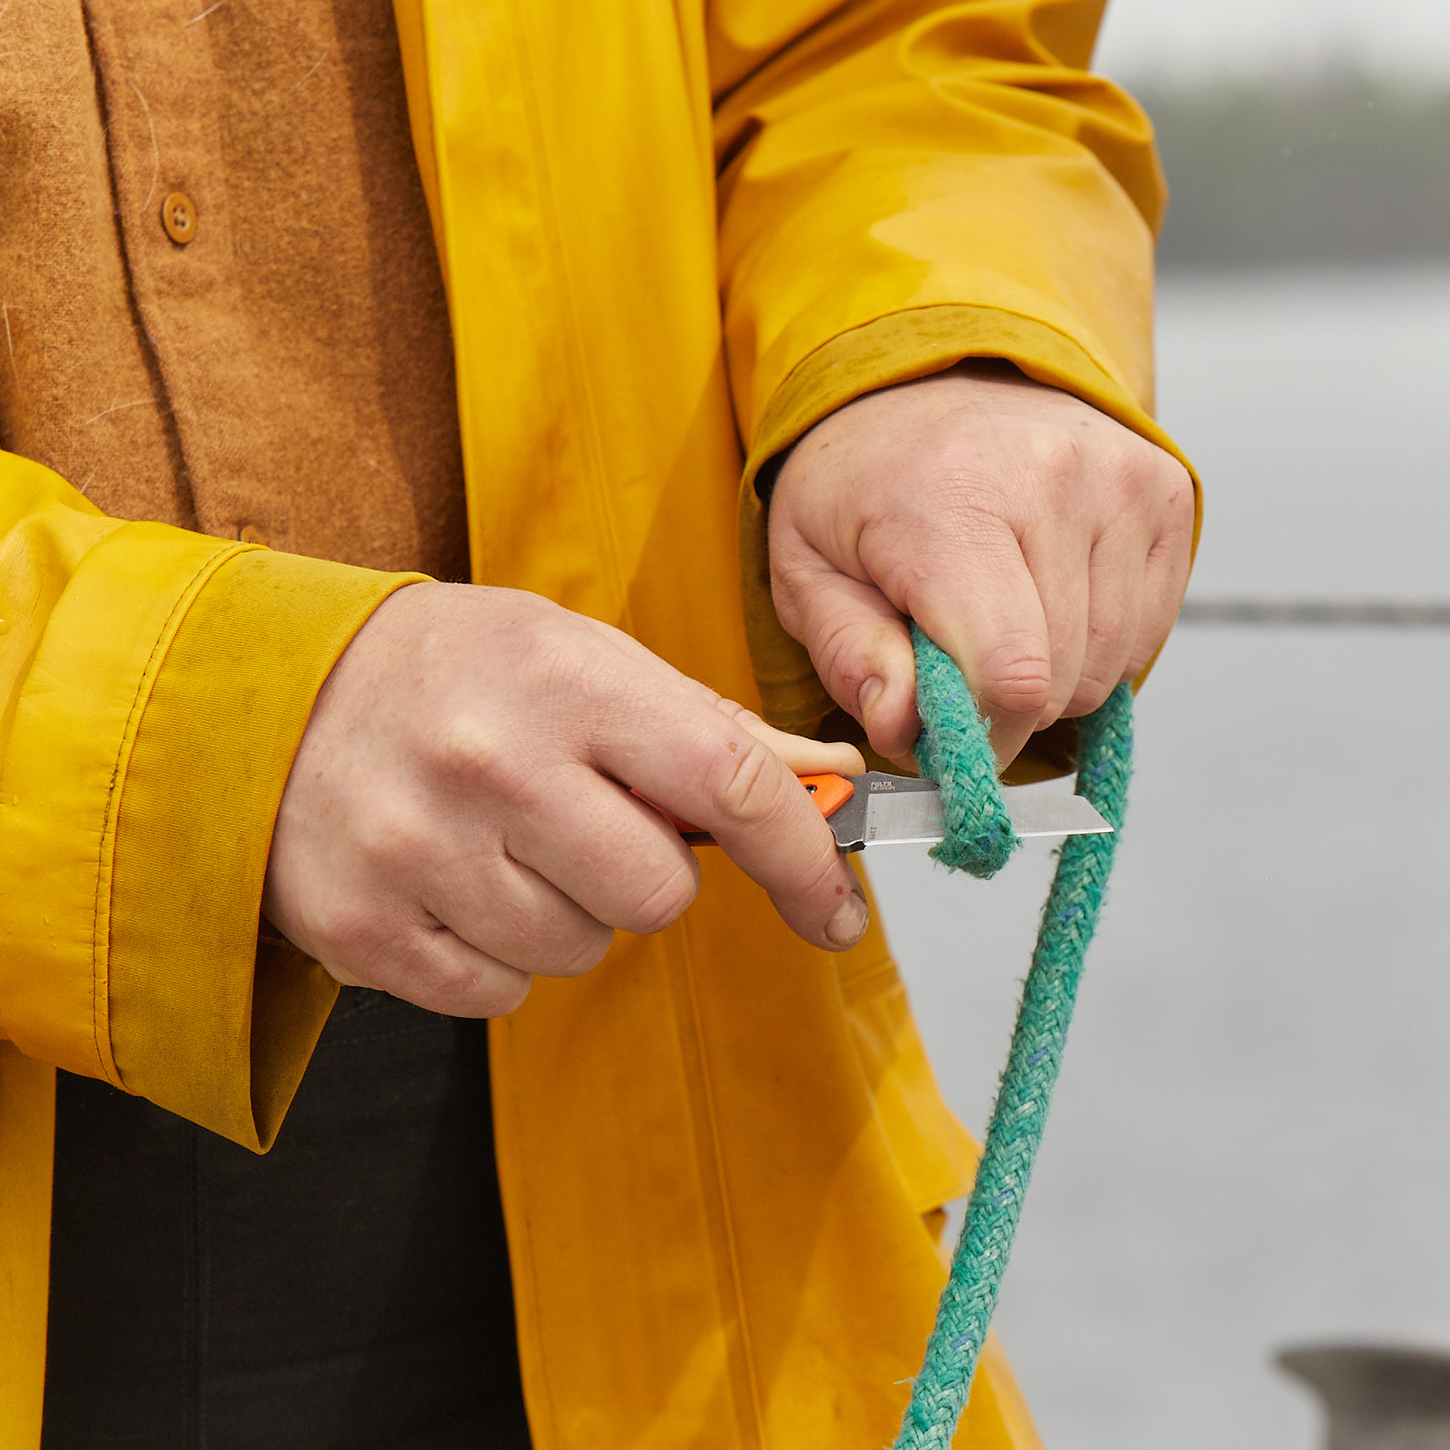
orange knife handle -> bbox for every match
[634,772,855,846]
[796,772,855,820]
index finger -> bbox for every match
[897,524,1053,769]
[596,692,868,952]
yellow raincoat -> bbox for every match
[0,1,1195,1445]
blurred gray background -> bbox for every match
[867,2,1450,1446]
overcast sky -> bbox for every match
[1094,0,1450,84]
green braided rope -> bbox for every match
[912,629,1021,879]
[893,626,1134,1450]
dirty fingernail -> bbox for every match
[825,890,868,948]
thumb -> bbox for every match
[773,560,919,760]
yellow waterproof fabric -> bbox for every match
[0,459,416,1447]
[0,2,1195,1446]
[394,2,1192,1446]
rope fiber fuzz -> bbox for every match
[893,626,1134,1450]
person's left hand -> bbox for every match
[766,360,1195,769]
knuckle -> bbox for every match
[768,540,819,598]
[429,958,533,1017]
[1111,444,1191,523]
[432,712,517,791]
[1133,572,1181,652]
[706,735,786,828]
[478,972,533,1017]
[478,876,615,979]
[314,900,416,993]
[538,919,615,978]
[355,805,433,875]
[617,861,700,937]
[816,616,908,719]
[1022,423,1082,489]
[1125,622,1167,680]
[795,840,850,902]
[919,498,1018,585]
[1161,469,1197,529]
[312,902,383,972]
[713,697,764,735]
[1085,600,1126,655]
[1113,438,1158,487]
[767,837,854,932]
[1146,534,1193,602]
[1154,449,1193,493]
[810,613,871,699]
[294,860,400,958]
[418,953,488,1006]
[402,933,532,1016]
[977,638,1053,720]
[1067,672,1115,716]
[769,560,840,646]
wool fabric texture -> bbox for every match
[895,630,1134,1450]
[0,0,469,581]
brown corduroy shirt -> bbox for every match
[0,0,468,583]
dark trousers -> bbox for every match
[43,988,532,1450]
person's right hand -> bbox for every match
[262,583,868,1017]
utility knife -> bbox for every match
[665,771,1112,853]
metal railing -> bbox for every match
[1178,599,1450,628]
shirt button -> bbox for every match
[239,525,269,546]
[161,191,197,245]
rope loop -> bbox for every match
[911,624,1020,878]
[893,628,1134,1450]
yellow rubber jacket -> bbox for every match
[0,2,1198,1445]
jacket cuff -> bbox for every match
[737,303,1202,783]
[102,545,424,1150]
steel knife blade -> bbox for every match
[818,771,1112,853]
[652,770,1111,852]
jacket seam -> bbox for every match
[675,916,767,1447]
[836,952,900,1003]
[512,14,635,635]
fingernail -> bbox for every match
[825,889,868,948]
[859,676,885,723]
